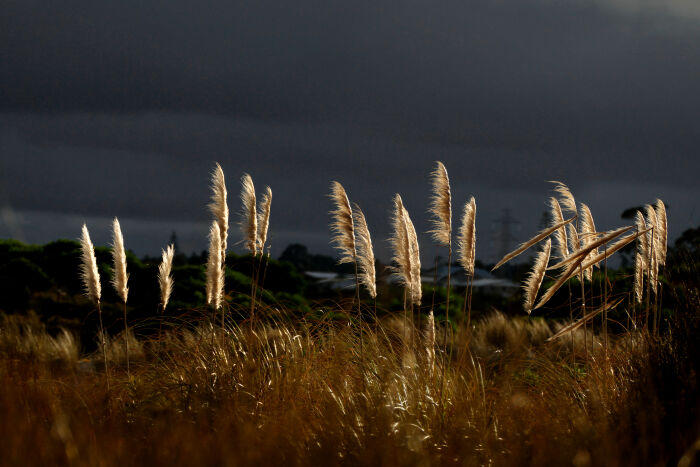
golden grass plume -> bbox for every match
[429,161,452,246]
[208,163,229,260]
[79,224,101,305]
[329,181,356,264]
[523,238,551,314]
[158,244,175,310]
[257,186,272,255]
[206,221,224,309]
[579,203,598,281]
[240,173,258,255]
[492,216,575,271]
[549,197,569,262]
[655,199,667,266]
[110,217,129,303]
[645,204,658,294]
[352,203,376,299]
[390,194,413,299]
[549,180,577,216]
[457,197,476,276]
[404,203,422,306]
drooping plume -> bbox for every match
[634,211,646,304]
[158,244,175,310]
[566,222,582,281]
[206,221,224,309]
[240,173,258,255]
[208,163,229,261]
[429,161,452,246]
[579,203,598,281]
[111,217,129,303]
[654,199,668,267]
[523,239,551,314]
[548,226,634,270]
[79,224,101,305]
[536,226,637,310]
[549,181,577,216]
[329,181,356,264]
[257,186,272,255]
[457,197,476,276]
[492,216,575,271]
[549,197,569,262]
[353,204,376,299]
[404,204,422,306]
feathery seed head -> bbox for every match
[644,204,659,294]
[403,204,422,306]
[158,244,175,310]
[353,204,376,299]
[208,163,229,259]
[79,224,101,305]
[548,180,577,216]
[256,186,272,256]
[429,161,452,246]
[110,217,129,303]
[206,221,224,309]
[654,199,667,266]
[523,239,551,314]
[457,197,476,276]
[329,181,356,264]
[579,203,598,281]
[390,194,412,290]
[240,173,258,255]
[548,197,569,261]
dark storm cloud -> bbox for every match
[3,0,700,153]
[1,0,699,259]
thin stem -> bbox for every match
[577,267,585,362]
[353,256,363,365]
[443,244,452,364]
[123,300,129,377]
[97,301,110,391]
[250,255,257,331]
[604,244,608,357]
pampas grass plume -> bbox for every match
[457,197,476,276]
[329,181,356,264]
[523,239,551,314]
[206,221,224,309]
[391,194,412,291]
[159,244,175,310]
[549,197,569,262]
[353,203,376,299]
[404,204,422,306]
[655,199,667,266]
[549,180,577,216]
[240,173,258,255]
[80,224,101,305]
[579,203,598,281]
[429,161,452,246]
[208,163,229,260]
[257,186,272,255]
[111,217,129,303]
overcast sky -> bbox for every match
[1,0,699,263]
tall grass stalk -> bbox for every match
[429,161,452,360]
[111,218,130,376]
[80,224,109,389]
